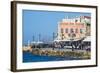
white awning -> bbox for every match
[54,38,81,42]
[83,36,91,41]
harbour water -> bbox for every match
[23,51,83,63]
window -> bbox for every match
[73,34,76,37]
[61,28,63,33]
[70,28,74,33]
[68,34,71,37]
[65,28,68,33]
[80,29,83,34]
[68,33,76,38]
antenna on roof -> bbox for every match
[28,40,30,46]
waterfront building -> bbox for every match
[54,16,91,42]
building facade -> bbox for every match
[55,16,91,42]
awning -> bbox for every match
[83,36,91,41]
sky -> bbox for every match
[23,10,91,45]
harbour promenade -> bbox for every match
[23,46,90,59]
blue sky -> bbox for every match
[23,10,91,45]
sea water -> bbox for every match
[23,51,82,63]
